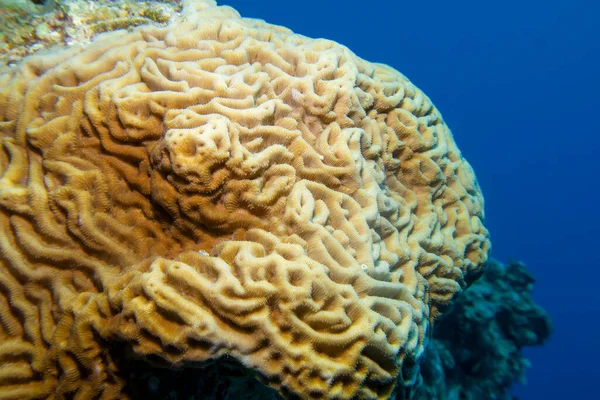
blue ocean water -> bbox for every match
[225,0,600,398]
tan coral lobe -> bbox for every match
[0,0,490,399]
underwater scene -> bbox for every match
[0,1,597,399]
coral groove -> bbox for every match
[0,1,489,398]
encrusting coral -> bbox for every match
[416,259,552,399]
[0,0,490,398]
[0,1,184,72]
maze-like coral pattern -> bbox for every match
[0,1,490,399]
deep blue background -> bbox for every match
[224,1,600,398]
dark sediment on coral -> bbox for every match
[119,258,552,399]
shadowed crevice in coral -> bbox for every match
[114,351,284,400]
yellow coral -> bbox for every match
[0,1,490,398]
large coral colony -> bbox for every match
[0,0,491,399]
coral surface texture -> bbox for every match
[114,259,551,400]
[0,0,490,398]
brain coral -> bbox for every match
[0,0,490,399]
